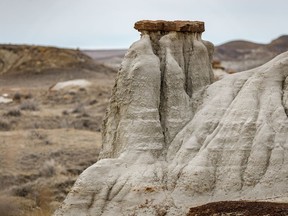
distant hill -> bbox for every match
[0,44,112,76]
[3,35,285,77]
[267,35,288,52]
[215,40,264,61]
[82,49,127,71]
[214,35,288,71]
[82,49,127,60]
[83,35,288,73]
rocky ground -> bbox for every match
[187,201,288,216]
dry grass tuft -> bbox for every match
[12,92,33,102]
[29,130,51,145]
[19,99,39,111]
[12,92,22,101]
[28,187,54,216]
[0,119,11,131]
[40,159,66,177]
[4,108,21,117]
[72,103,85,114]
[40,159,57,177]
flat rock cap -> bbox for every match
[134,20,205,33]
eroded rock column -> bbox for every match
[101,20,214,158]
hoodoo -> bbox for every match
[100,20,214,160]
[55,20,288,216]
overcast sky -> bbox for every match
[0,0,287,49]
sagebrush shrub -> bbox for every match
[19,99,39,111]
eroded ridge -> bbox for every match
[134,20,205,33]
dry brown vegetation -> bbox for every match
[0,86,114,214]
[0,45,116,215]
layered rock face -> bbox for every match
[55,21,288,216]
[100,20,214,160]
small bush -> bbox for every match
[40,159,65,177]
[89,99,98,105]
[12,92,22,101]
[4,108,21,117]
[30,130,47,140]
[12,92,33,102]
[13,185,32,197]
[24,93,33,99]
[62,110,69,115]
[0,119,11,131]
[40,159,56,177]
[72,104,85,114]
[19,99,39,111]
[29,130,51,145]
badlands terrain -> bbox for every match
[0,26,288,215]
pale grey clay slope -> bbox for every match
[55,21,288,216]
